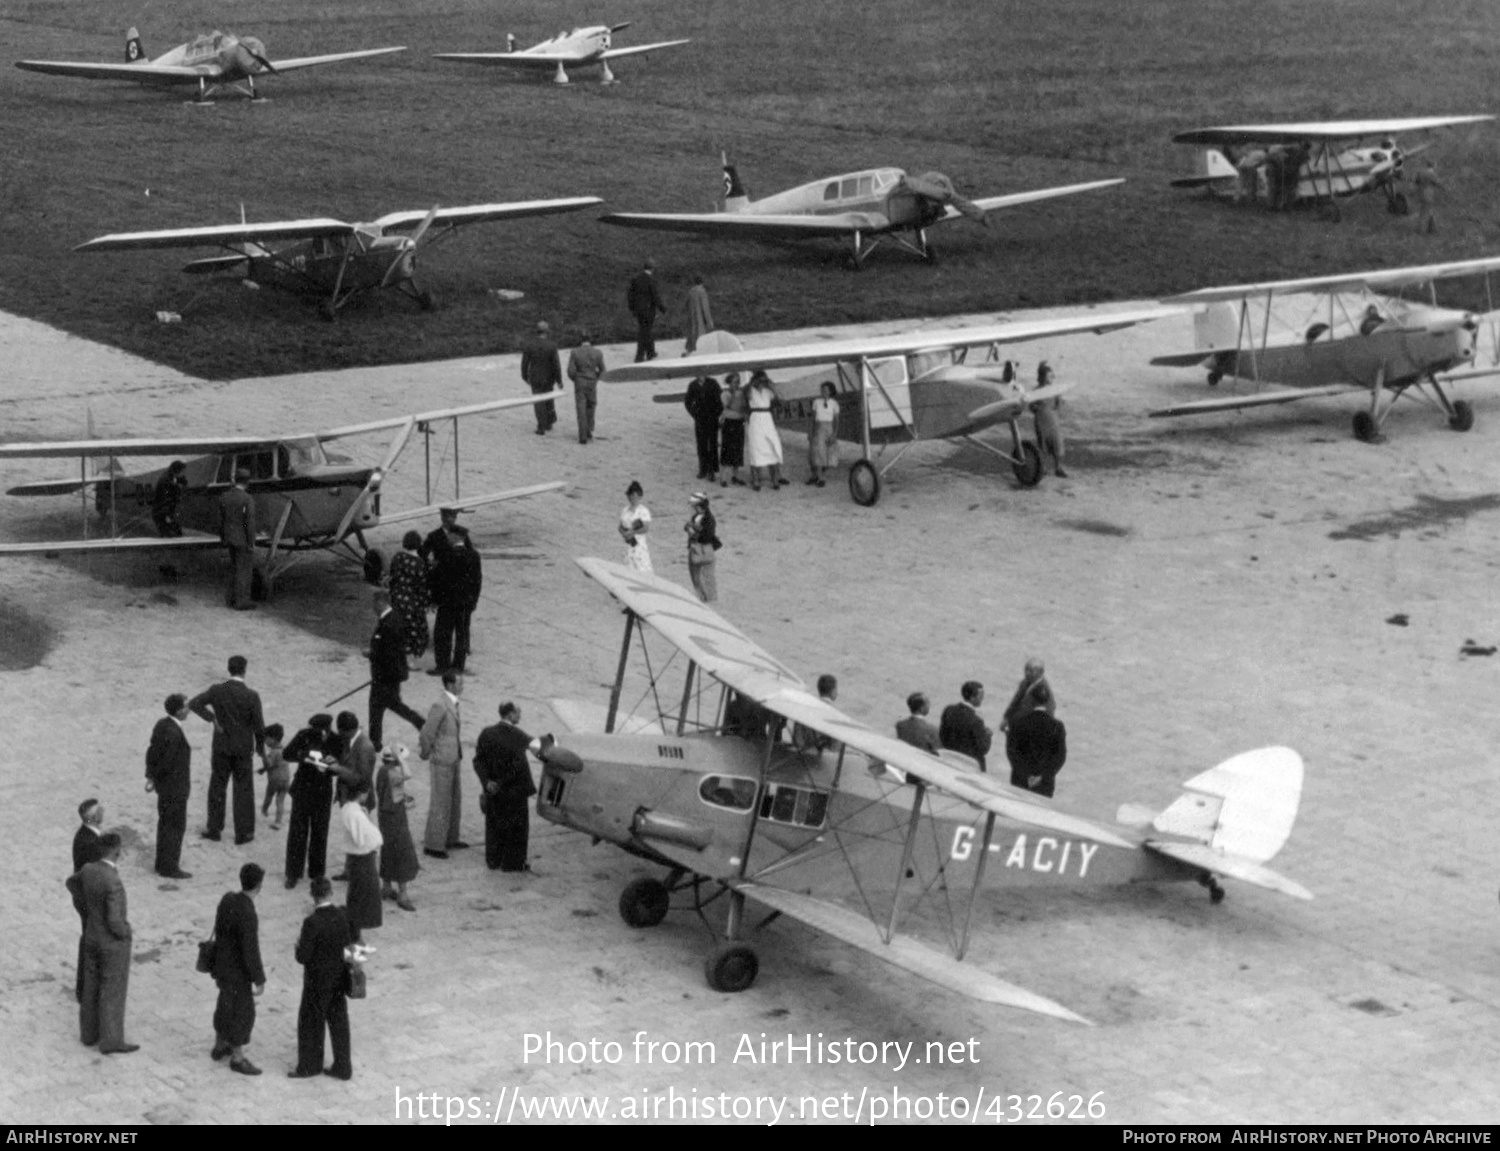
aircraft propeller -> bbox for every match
[902,172,986,222]
[332,417,415,541]
[383,206,439,288]
[231,34,277,75]
[608,22,633,33]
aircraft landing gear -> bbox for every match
[848,459,881,506]
[1449,399,1475,432]
[705,943,759,993]
[417,288,438,312]
[618,877,670,928]
[1207,370,1223,387]
[1198,873,1226,904]
[1387,191,1410,216]
[1013,441,1043,488]
[1352,409,1381,443]
[319,299,338,322]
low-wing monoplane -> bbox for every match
[0,394,568,590]
[433,22,689,85]
[606,309,1179,504]
[16,28,406,103]
[600,158,1123,266]
[1171,116,1492,217]
[1149,257,1500,441]
[76,198,603,319]
[527,559,1309,1018]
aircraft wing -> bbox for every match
[261,47,407,73]
[0,435,287,459]
[1173,115,1494,147]
[318,391,571,440]
[373,199,602,233]
[375,482,567,527]
[958,177,1124,219]
[75,219,353,253]
[1149,384,1360,418]
[734,884,1091,1021]
[604,307,1182,383]
[14,60,205,83]
[599,210,888,241]
[577,557,1135,848]
[600,39,692,61]
[1165,256,1500,304]
[0,534,222,556]
[431,50,592,68]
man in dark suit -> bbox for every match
[190,654,266,845]
[332,711,377,808]
[211,863,266,1075]
[70,798,106,1002]
[284,714,339,890]
[473,701,539,872]
[290,877,356,1080]
[939,680,992,772]
[1005,684,1067,798]
[145,693,193,878]
[895,691,941,754]
[519,319,561,434]
[367,590,424,748]
[68,834,138,1054]
[218,467,258,610]
[421,510,482,676]
[626,258,666,362]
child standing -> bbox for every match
[258,723,289,828]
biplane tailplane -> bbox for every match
[1152,746,1303,863]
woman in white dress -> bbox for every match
[744,371,788,491]
[619,481,653,571]
[806,380,840,487]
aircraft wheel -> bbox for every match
[848,460,881,506]
[1352,410,1380,443]
[704,943,758,993]
[319,300,337,322]
[1207,370,1223,387]
[618,877,670,928]
[1450,400,1475,432]
[92,480,117,516]
[418,288,438,312]
[362,548,385,585]
[1013,441,1043,488]
[923,246,939,266]
[1388,192,1410,216]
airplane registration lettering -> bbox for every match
[993,834,1098,877]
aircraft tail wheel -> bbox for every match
[1209,880,1225,904]
[704,943,758,993]
[1352,410,1380,443]
[362,548,385,585]
[1450,399,1475,432]
[418,288,438,312]
[1013,441,1043,488]
[848,459,881,506]
[1388,191,1410,216]
[619,877,671,928]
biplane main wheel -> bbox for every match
[704,944,758,993]
[418,288,438,312]
[619,877,670,928]
[1207,370,1223,387]
[848,460,881,507]
[1352,410,1380,443]
[362,548,385,585]
[1450,400,1475,432]
[1013,441,1043,488]
[1388,192,1410,216]
[1209,881,1225,904]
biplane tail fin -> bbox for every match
[1171,148,1238,189]
[1193,301,1243,353]
[125,28,145,64]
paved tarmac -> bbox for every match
[0,301,1497,1125]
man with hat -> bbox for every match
[566,330,605,444]
[520,319,562,435]
[626,258,666,363]
[421,508,482,677]
[218,467,258,610]
[283,714,340,889]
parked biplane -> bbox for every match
[75,198,603,319]
[600,157,1123,267]
[16,28,406,102]
[1171,116,1492,217]
[527,559,1309,1017]
[0,394,568,590]
[434,22,689,85]
[605,308,1179,505]
[1149,257,1500,441]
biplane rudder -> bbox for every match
[1194,301,1242,354]
[125,28,145,63]
[1151,746,1303,863]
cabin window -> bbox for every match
[823,182,840,202]
[858,177,873,196]
[281,438,323,477]
[542,774,566,807]
[699,775,757,812]
[840,178,859,198]
[758,783,829,829]
[214,455,234,485]
[238,450,276,481]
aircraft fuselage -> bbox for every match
[743,168,935,233]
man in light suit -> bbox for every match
[68,834,138,1054]
[939,680,992,773]
[70,799,106,1003]
[190,655,267,845]
[145,693,193,878]
[367,590,423,749]
[218,467,258,610]
[418,671,467,859]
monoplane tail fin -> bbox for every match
[722,153,749,212]
[125,28,145,64]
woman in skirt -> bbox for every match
[718,373,747,487]
[376,745,419,911]
[339,779,384,938]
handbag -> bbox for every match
[196,935,217,975]
[344,961,367,1000]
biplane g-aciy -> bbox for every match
[76,198,603,319]
[606,307,1179,505]
[600,157,1123,267]
[0,395,568,588]
[528,560,1310,1020]
[15,27,406,102]
[1171,116,1492,216]
[1149,257,1500,441]
[433,22,689,85]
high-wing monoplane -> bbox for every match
[76,198,603,319]
[1149,257,1500,440]
[526,559,1309,1017]
[433,22,689,85]
[1171,116,1492,217]
[0,395,568,591]
[600,158,1123,266]
[606,309,1179,504]
[16,27,406,103]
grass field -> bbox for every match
[4,0,1500,379]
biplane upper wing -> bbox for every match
[318,391,572,440]
[1164,255,1500,305]
[961,177,1124,218]
[14,59,205,83]
[1149,383,1361,418]
[604,307,1182,384]
[0,434,284,460]
[1173,115,1493,148]
[577,557,1134,848]
[373,200,602,232]
[75,219,353,253]
[261,46,407,73]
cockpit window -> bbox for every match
[699,775,757,811]
[758,783,829,829]
[840,178,859,198]
[823,182,840,202]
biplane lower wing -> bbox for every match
[1150,383,1360,418]
[734,884,1091,1022]
[0,533,222,556]
[374,481,568,528]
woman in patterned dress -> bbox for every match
[386,531,430,658]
